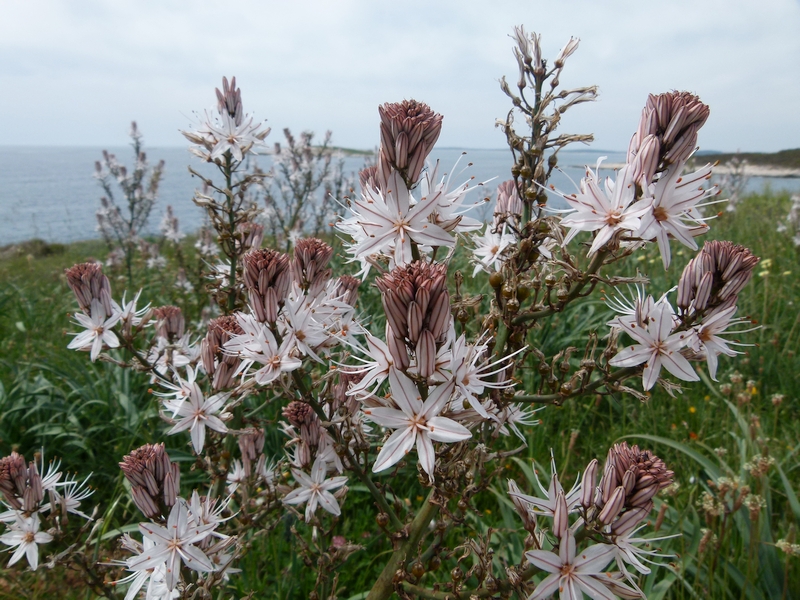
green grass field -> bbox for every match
[1,189,798,599]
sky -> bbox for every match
[1,0,799,153]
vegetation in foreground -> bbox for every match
[1,186,799,599]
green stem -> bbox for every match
[367,489,440,600]
[224,154,238,313]
[513,367,637,404]
[513,249,608,325]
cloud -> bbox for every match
[1,0,798,151]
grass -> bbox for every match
[1,190,799,599]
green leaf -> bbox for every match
[775,462,800,521]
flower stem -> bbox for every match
[367,489,440,600]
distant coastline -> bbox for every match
[577,148,800,178]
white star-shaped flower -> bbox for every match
[0,512,52,571]
[164,384,230,453]
[342,174,454,266]
[128,501,216,592]
[525,530,616,600]
[609,299,698,391]
[637,161,716,268]
[364,369,470,479]
[559,162,652,256]
[283,458,348,522]
[67,299,121,361]
[470,223,516,277]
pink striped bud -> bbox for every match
[553,489,569,539]
[153,306,185,342]
[201,315,245,390]
[377,100,443,188]
[507,479,537,533]
[238,428,265,477]
[216,76,243,126]
[597,485,626,525]
[580,459,598,509]
[242,249,291,323]
[120,443,181,518]
[65,262,114,318]
[293,238,333,297]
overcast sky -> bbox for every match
[1,0,798,152]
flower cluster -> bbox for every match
[0,451,93,570]
[181,76,270,164]
[510,444,676,599]
[606,249,759,390]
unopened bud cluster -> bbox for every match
[119,443,181,519]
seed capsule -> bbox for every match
[410,561,426,579]
[489,271,505,288]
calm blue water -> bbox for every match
[0,146,797,245]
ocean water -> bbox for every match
[1,146,798,246]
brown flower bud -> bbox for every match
[242,249,291,323]
[333,275,360,307]
[377,100,443,187]
[359,165,381,194]
[375,261,451,373]
[0,452,27,510]
[293,238,333,297]
[153,306,185,342]
[677,241,759,313]
[201,315,245,389]
[628,91,710,184]
[599,442,673,514]
[120,443,180,518]
[238,428,265,477]
[282,401,315,428]
[65,262,113,318]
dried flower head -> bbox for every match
[242,248,292,323]
[377,100,443,187]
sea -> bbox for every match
[1,146,798,246]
